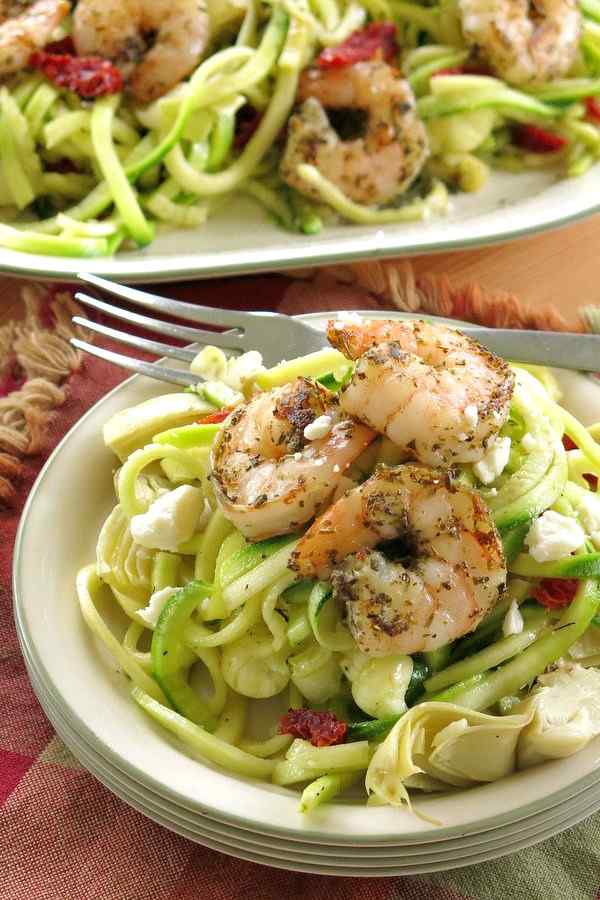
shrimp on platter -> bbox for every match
[280,60,429,206]
[290,463,506,656]
[72,0,209,102]
[458,0,580,85]
[210,377,376,541]
[0,0,69,77]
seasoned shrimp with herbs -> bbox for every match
[72,0,209,102]
[328,317,515,467]
[291,463,506,656]
[210,377,375,541]
[280,60,429,205]
[0,0,70,76]
[459,0,581,85]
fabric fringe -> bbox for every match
[0,285,87,506]
[290,259,581,332]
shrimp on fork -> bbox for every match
[459,0,580,85]
[328,317,515,468]
[280,60,429,206]
[290,463,506,656]
[210,377,376,541]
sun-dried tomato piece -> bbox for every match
[585,96,600,124]
[30,50,123,99]
[562,434,578,451]
[512,124,568,154]
[279,708,347,747]
[234,105,262,148]
[433,63,492,77]
[44,36,76,56]
[317,23,398,69]
[533,578,579,609]
[584,472,599,490]
[197,409,232,424]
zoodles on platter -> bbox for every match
[78,315,600,815]
[2,0,600,256]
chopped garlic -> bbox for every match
[524,510,586,563]
[304,414,333,441]
[502,599,524,637]
[473,436,511,485]
[137,587,176,628]
[521,432,537,452]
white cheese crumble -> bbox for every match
[464,404,479,429]
[524,510,586,563]
[130,485,205,552]
[502,599,524,637]
[575,491,600,536]
[473,436,511,485]
[137,587,176,628]
[225,351,265,391]
[304,414,333,441]
[521,432,537,452]
[332,311,364,330]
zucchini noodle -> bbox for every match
[1,0,598,255]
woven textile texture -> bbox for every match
[2,272,600,900]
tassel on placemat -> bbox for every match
[0,284,88,506]
[288,259,580,332]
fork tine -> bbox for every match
[74,292,244,352]
[71,338,203,388]
[77,272,248,330]
[72,316,198,363]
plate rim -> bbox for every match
[13,309,600,845]
[2,183,600,283]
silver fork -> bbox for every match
[71,273,600,386]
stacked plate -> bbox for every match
[13,312,600,876]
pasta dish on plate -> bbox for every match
[1,0,600,257]
[77,315,600,815]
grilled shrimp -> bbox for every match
[72,0,209,103]
[0,0,69,77]
[210,377,375,541]
[328,318,514,468]
[459,0,580,85]
[280,60,429,205]
[290,464,506,656]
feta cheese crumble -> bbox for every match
[473,436,511,485]
[502,599,524,637]
[524,510,586,563]
[130,485,205,552]
[332,311,364,330]
[226,351,265,391]
[137,587,176,628]
[521,432,537,452]
[464,404,479,429]
[304,414,333,441]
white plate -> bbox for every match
[23,636,600,861]
[2,165,600,283]
[23,660,600,875]
[13,311,600,848]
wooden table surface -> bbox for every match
[1,214,598,329]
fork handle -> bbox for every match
[459,326,600,373]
